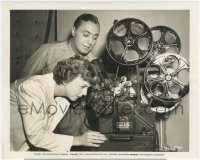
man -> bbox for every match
[19,13,101,146]
[20,13,100,77]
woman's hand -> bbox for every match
[73,130,107,147]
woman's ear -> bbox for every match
[72,27,76,36]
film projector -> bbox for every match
[86,18,189,151]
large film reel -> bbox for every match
[144,53,189,102]
[106,18,153,66]
[140,86,181,112]
[150,26,181,58]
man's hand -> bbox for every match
[73,130,107,147]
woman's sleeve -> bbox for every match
[16,80,73,152]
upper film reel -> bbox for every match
[144,53,189,102]
[150,26,181,58]
[106,18,153,66]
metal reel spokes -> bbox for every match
[106,18,153,66]
[150,26,181,58]
[144,53,189,102]
[140,86,181,112]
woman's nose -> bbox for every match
[82,88,88,96]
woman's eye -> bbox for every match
[81,86,86,89]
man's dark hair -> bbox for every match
[67,13,99,40]
[73,13,99,29]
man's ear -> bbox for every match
[72,27,76,36]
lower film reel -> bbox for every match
[149,26,181,59]
[144,53,189,103]
[106,18,153,66]
[140,86,181,113]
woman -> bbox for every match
[10,56,107,152]
[18,13,101,144]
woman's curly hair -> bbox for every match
[53,56,100,87]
